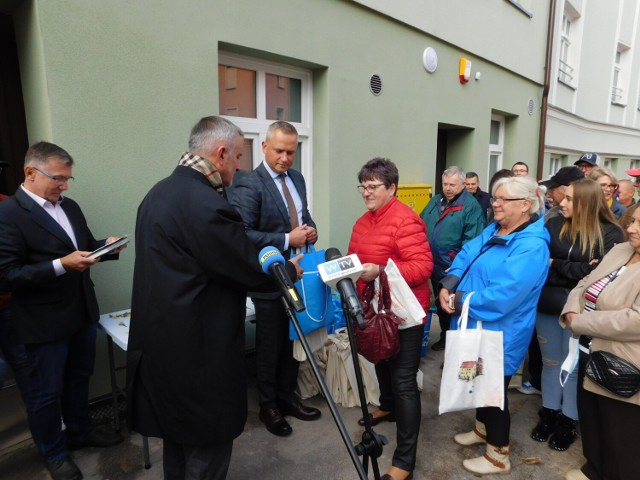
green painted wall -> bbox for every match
[12,0,544,316]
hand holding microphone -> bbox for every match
[258,246,305,312]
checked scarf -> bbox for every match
[178,152,226,198]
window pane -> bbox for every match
[489,121,500,145]
[292,142,302,171]
[218,65,256,118]
[266,74,301,122]
[488,154,499,182]
[226,139,254,203]
[238,138,253,173]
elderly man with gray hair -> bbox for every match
[420,166,485,351]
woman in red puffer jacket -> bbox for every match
[348,158,433,480]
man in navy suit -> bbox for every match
[0,142,123,480]
[231,121,321,436]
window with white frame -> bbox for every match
[488,115,505,182]
[630,159,640,171]
[604,157,612,169]
[558,6,579,86]
[549,155,562,176]
[218,52,313,192]
[612,42,630,105]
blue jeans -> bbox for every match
[536,311,578,420]
[375,324,423,472]
[21,322,98,462]
[0,308,31,393]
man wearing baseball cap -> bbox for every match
[626,167,640,195]
[574,152,599,174]
[539,166,585,220]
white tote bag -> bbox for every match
[385,258,426,329]
[439,292,504,414]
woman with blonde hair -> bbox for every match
[439,175,550,475]
[588,166,625,218]
[532,179,623,451]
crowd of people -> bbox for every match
[1,118,639,480]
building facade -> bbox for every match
[544,0,640,181]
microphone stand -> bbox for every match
[340,297,387,480]
[279,296,369,480]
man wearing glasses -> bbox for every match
[511,162,529,176]
[0,142,123,480]
[574,151,599,174]
[420,166,485,351]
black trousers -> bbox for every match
[476,376,512,447]
[375,324,423,472]
[430,280,451,338]
[577,343,640,480]
[163,439,233,480]
[253,298,299,408]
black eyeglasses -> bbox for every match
[33,167,74,184]
[490,197,526,205]
[357,183,385,194]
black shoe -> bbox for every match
[548,413,578,451]
[46,457,83,480]
[277,400,321,421]
[531,407,558,442]
[358,411,395,426]
[259,407,292,436]
[432,337,446,351]
[67,427,123,450]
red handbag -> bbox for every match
[355,269,403,364]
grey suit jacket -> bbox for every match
[230,163,316,258]
[230,163,316,299]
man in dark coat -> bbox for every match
[230,121,321,438]
[127,116,299,479]
[0,142,123,480]
[464,171,492,221]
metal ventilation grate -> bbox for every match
[370,74,383,96]
[528,98,535,115]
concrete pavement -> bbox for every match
[0,327,584,480]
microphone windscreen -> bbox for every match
[258,246,285,274]
[325,247,342,262]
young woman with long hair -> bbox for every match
[532,178,623,451]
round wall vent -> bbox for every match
[528,98,536,115]
[370,74,383,96]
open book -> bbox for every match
[88,236,129,259]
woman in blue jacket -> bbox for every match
[438,176,550,476]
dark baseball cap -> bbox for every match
[574,152,599,167]
[539,166,585,189]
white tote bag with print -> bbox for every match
[439,292,504,414]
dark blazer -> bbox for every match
[0,188,106,343]
[127,166,286,445]
[230,163,316,259]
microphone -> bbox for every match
[258,246,305,312]
[318,248,366,329]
